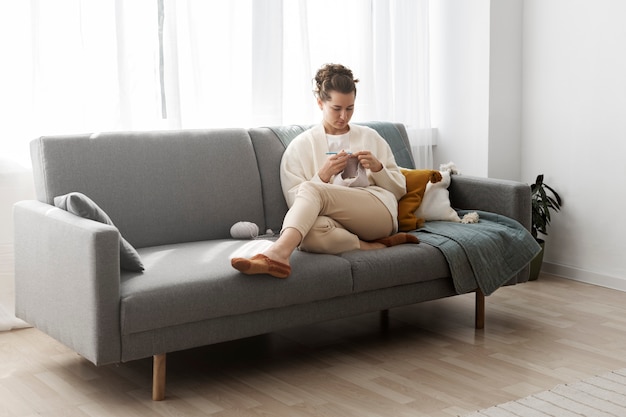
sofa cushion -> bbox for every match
[415,171,462,222]
[31,129,266,248]
[120,240,354,335]
[397,169,442,232]
[341,242,451,293]
[53,192,144,272]
[248,128,292,234]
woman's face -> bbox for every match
[318,90,355,135]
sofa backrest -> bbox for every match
[30,122,413,248]
[30,129,266,248]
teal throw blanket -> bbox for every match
[415,210,541,296]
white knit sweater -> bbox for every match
[280,123,406,232]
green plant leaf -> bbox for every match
[531,174,562,238]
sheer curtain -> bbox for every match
[0,2,166,167]
[1,0,432,168]
[162,0,432,167]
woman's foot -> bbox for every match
[231,254,291,279]
[373,232,419,247]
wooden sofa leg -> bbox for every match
[380,309,389,322]
[152,353,166,401]
[380,309,389,330]
[475,290,485,329]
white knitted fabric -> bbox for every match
[230,221,260,239]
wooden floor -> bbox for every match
[2,245,626,416]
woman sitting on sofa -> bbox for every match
[231,63,417,278]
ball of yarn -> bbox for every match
[461,212,479,224]
[230,221,260,239]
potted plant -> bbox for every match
[529,174,562,280]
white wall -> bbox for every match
[488,0,523,181]
[522,0,626,289]
[430,0,491,177]
[433,0,626,290]
[431,0,523,181]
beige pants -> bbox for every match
[282,182,394,254]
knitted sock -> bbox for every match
[231,254,291,279]
[374,233,419,247]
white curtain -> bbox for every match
[0,1,165,167]
[0,0,432,169]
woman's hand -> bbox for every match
[353,150,383,172]
[319,150,351,183]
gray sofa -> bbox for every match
[14,122,533,400]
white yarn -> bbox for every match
[230,221,260,239]
[461,212,479,224]
[439,161,460,175]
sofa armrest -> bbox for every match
[13,200,122,365]
[448,175,531,231]
[448,176,533,285]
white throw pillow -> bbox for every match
[414,171,461,222]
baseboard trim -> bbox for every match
[542,262,626,292]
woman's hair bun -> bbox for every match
[313,63,359,101]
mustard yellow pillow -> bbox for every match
[397,169,442,231]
